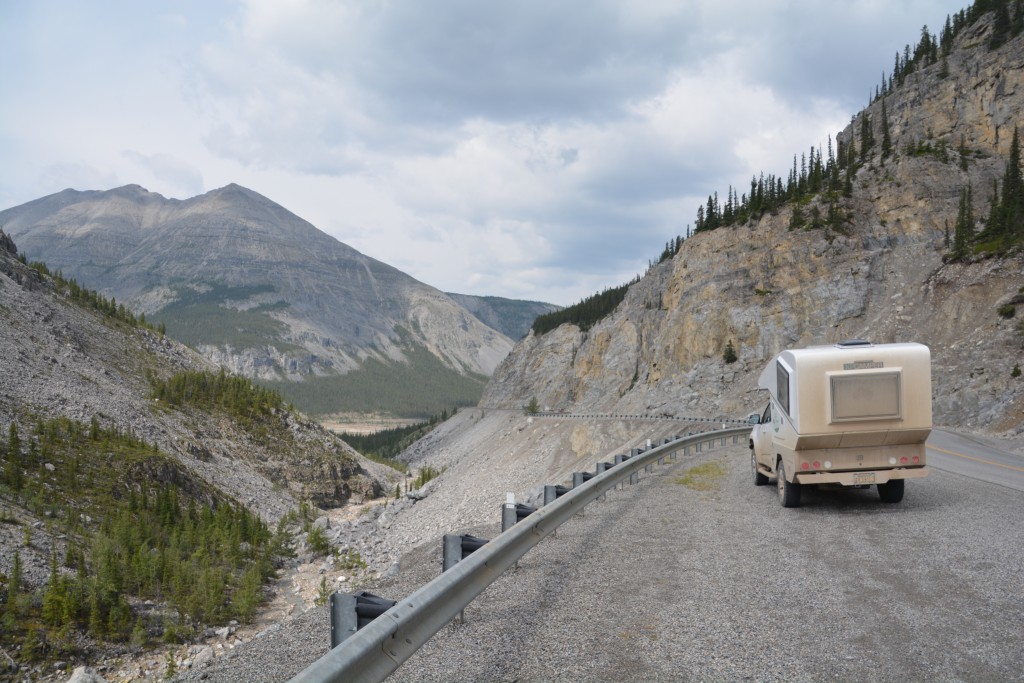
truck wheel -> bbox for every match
[877,479,904,503]
[752,452,769,486]
[777,460,801,508]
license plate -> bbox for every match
[853,472,876,484]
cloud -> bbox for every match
[122,151,205,198]
[37,163,120,195]
[1,0,971,305]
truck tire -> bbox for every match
[777,460,801,508]
[752,451,769,486]
[877,479,904,503]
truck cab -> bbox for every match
[749,340,931,507]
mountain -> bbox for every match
[482,9,1024,437]
[445,293,561,340]
[0,184,513,417]
[0,231,401,677]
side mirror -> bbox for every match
[746,412,761,425]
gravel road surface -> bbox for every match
[175,442,1024,682]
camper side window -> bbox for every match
[776,362,791,416]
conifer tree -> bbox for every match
[990,0,1012,48]
[881,98,893,160]
[859,114,875,162]
[953,183,976,259]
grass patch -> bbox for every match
[674,461,728,491]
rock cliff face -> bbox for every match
[0,184,512,404]
[483,17,1024,436]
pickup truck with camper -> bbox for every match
[748,340,931,507]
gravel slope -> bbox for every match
[173,441,1024,682]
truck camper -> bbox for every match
[748,340,931,507]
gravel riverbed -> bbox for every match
[172,441,1024,683]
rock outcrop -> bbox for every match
[483,16,1024,436]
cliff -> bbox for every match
[483,14,1024,436]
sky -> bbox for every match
[0,0,969,307]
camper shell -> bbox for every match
[748,340,930,507]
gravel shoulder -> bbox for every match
[173,442,1024,682]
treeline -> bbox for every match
[870,1,1023,102]
[148,368,286,429]
[340,410,451,461]
[26,259,163,334]
[693,137,853,234]
[0,417,285,665]
[690,0,1024,251]
[531,277,639,336]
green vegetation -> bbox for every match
[263,343,486,418]
[153,283,301,353]
[27,260,154,331]
[148,368,287,436]
[949,127,1024,260]
[412,465,443,489]
[723,340,738,364]
[998,303,1017,318]
[524,397,540,415]
[340,411,451,463]
[532,277,639,335]
[674,461,729,492]
[1011,363,1021,378]
[0,416,286,665]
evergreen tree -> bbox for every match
[990,0,1012,48]
[723,340,738,364]
[881,98,893,160]
[859,113,875,162]
[952,183,976,259]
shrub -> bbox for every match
[723,340,738,364]
[997,304,1016,319]
[1012,364,1021,378]
[307,525,331,557]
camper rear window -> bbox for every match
[776,362,790,415]
[830,371,902,422]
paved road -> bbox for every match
[927,428,1024,492]
[382,441,1024,683]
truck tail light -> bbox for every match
[912,455,920,464]
[812,461,821,469]
[801,461,810,470]
[900,456,908,464]
[888,457,897,465]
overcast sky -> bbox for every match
[0,0,967,306]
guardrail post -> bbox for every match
[501,497,517,533]
[572,471,593,514]
[543,484,570,505]
[330,591,397,648]
[443,533,489,622]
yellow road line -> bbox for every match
[927,444,1024,473]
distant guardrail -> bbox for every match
[288,425,751,683]
[533,412,746,424]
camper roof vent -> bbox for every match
[836,339,872,348]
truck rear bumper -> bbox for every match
[795,467,928,486]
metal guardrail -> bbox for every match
[288,425,752,683]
